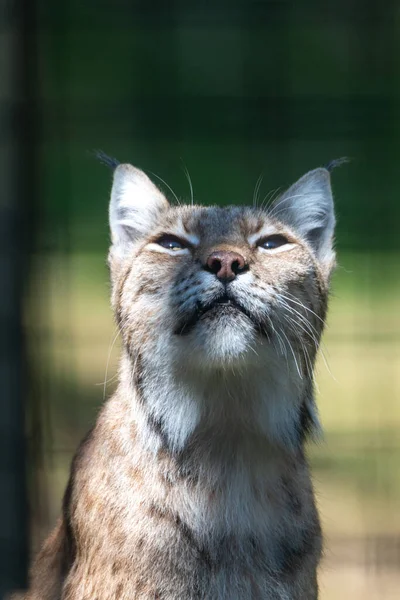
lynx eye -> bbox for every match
[257,234,289,250]
[155,234,188,251]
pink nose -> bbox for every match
[205,251,246,282]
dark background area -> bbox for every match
[2,0,400,597]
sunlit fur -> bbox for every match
[23,164,336,600]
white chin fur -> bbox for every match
[181,313,258,368]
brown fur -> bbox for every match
[22,164,336,599]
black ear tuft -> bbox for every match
[93,149,120,171]
[325,157,351,172]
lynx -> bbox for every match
[24,158,338,599]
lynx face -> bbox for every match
[109,165,335,371]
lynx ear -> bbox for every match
[109,164,169,251]
[270,168,335,264]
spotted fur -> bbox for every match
[23,163,337,599]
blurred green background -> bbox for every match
[23,1,400,598]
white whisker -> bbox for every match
[260,187,282,210]
[180,159,194,206]
[267,315,287,358]
[266,193,309,219]
[279,291,326,325]
[276,297,320,343]
[252,172,264,207]
[276,294,337,382]
[95,372,118,387]
[102,328,121,401]
[150,171,181,205]
[280,328,302,380]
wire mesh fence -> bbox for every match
[2,0,400,597]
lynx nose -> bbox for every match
[205,251,246,282]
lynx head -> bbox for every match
[108,162,335,360]
[106,160,336,449]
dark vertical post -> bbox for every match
[0,0,34,593]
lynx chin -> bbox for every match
[23,159,338,599]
